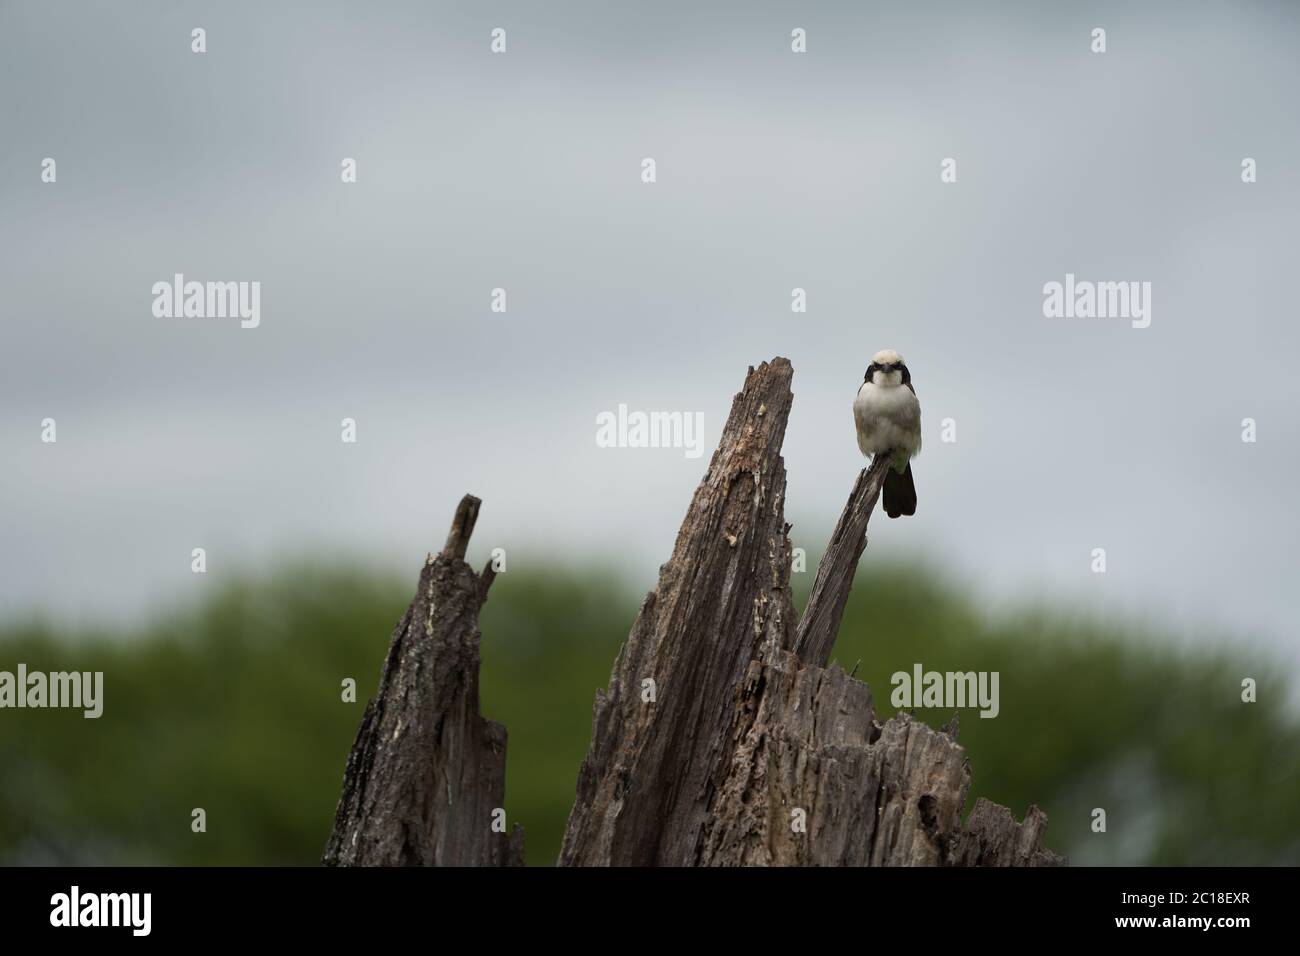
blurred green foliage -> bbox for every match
[0,560,1296,866]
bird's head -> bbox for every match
[865,349,910,387]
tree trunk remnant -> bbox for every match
[793,455,893,668]
[559,357,1064,867]
[322,495,524,867]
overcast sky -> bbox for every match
[2,1,1297,680]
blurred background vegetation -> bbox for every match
[1,559,1297,866]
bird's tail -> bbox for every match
[883,462,917,518]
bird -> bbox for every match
[853,349,921,518]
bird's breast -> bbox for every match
[855,382,918,416]
[853,383,921,457]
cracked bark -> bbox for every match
[559,357,1064,867]
[322,495,523,866]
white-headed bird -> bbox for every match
[853,348,920,518]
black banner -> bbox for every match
[0,866,1278,942]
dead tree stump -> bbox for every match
[322,495,524,866]
[559,357,1064,866]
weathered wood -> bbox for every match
[560,357,1064,867]
[951,799,1060,867]
[558,359,800,866]
[793,456,893,667]
[322,495,523,867]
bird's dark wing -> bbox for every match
[900,363,916,396]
